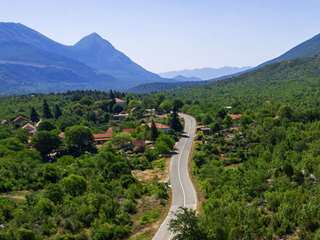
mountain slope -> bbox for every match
[70,33,164,85]
[160,66,251,80]
[0,22,166,94]
[262,33,320,66]
[173,56,320,109]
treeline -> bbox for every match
[163,56,320,239]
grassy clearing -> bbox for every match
[0,190,31,203]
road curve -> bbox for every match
[153,113,198,240]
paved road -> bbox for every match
[153,113,198,240]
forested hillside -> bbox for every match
[160,56,320,239]
[0,91,185,239]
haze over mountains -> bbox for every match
[131,32,320,93]
[160,66,251,80]
[0,22,165,95]
[1,22,320,95]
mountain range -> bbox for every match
[159,66,251,80]
[0,22,166,95]
[131,32,320,93]
[1,22,320,95]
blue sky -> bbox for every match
[1,0,320,72]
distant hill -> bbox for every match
[172,75,203,82]
[261,33,320,66]
[135,32,320,94]
[160,66,251,80]
[173,56,320,111]
[129,81,207,94]
[0,22,167,95]
[70,33,163,84]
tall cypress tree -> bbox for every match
[170,111,183,132]
[30,107,40,123]
[42,100,53,119]
[109,90,115,100]
[150,119,159,141]
[54,105,62,119]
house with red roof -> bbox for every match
[228,114,242,121]
[22,123,37,135]
[148,122,171,133]
[93,127,113,145]
[12,114,29,127]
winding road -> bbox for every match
[153,113,198,240]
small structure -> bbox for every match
[12,115,29,127]
[22,123,37,135]
[59,132,65,139]
[197,125,211,135]
[115,98,126,107]
[93,127,113,145]
[148,123,171,133]
[113,113,129,121]
[228,114,242,121]
[132,139,145,152]
[1,120,8,125]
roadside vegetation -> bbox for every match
[0,91,183,239]
[166,56,320,239]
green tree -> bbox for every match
[16,228,36,240]
[30,107,39,123]
[150,120,159,141]
[170,111,183,132]
[32,131,61,158]
[61,174,87,196]
[65,125,96,156]
[37,120,56,131]
[54,104,62,119]
[112,132,132,149]
[42,100,53,119]
[173,99,184,112]
[109,90,115,100]
[169,208,207,240]
[279,105,294,120]
[160,99,173,113]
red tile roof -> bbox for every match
[148,123,170,129]
[22,123,36,133]
[94,127,113,142]
[229,114,242,121]
[13,115,28,123]
[59,128,113,142]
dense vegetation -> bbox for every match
[2,55,320,239]
[165,56,320,239]
[0,90,183,239]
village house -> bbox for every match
[112,113,129,121]
[228,113,242,121]
[59,127,113,145]
[22,123,37,135]
[197,125,211,135]
[12,114,29,127]
[1,120,8,125]
[93,127,113,145]
[132,139,145,153]
[144,108,156,117]
[114,98,126,107]
[148,122,171,133]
